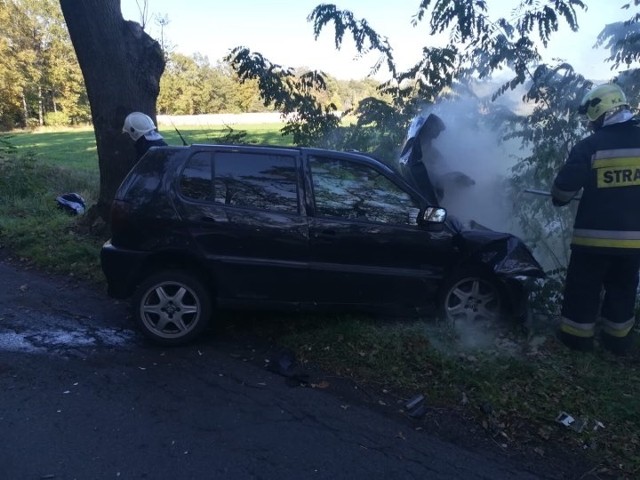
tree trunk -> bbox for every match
[38,85,44,126]
[59,0,165,221]
[21,94,28,127]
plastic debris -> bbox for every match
[266,348,309,386]
[556,412,575,427]
[556,412,587,432]
[56,192,86,215]
[404,394,427,418]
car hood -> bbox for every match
[397,113,443,202]
[397,114,544,278]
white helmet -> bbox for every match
[122,112,157,141]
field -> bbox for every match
[6,122,292,171]
[1,125,640,478]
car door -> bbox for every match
[306,153,455,308]
[176,147,310,304]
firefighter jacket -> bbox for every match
[551,119,640,253]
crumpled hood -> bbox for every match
[398,114,544,278]
[395,114,446,205]
[455,228,545,278]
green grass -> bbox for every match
[6,123,293,171]
[1,126,640,477]
[161,123,293,146]
[6,126,99,172]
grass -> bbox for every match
[1,125,640,478]
[6,122,292,171]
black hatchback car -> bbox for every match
[101,115,544,345]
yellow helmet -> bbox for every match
[578,84,628,122]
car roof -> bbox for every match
[184,143,392,169]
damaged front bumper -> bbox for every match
[455,228,545,320]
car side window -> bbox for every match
[179,152,213,201]
[213,151,299,213]
[310,156,419,225]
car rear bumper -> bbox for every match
[100,241,148,299]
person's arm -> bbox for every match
[551,142,590,206]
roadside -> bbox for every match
[0,249,607,480]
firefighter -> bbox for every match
[122,112,168,161]
[551,83,640,355]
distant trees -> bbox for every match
[157,52,265,115]
[0,0,382,131]
[156,51,382,117]
[0,0,89,129]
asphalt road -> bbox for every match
[0,257,587,480]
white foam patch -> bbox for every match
[0,332,45,353]
[0,327,135,353]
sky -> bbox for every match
[120,0,632,82]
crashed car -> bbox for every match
[100,115,544,345]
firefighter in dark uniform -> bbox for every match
[122,112,168,161]
[552,83,640,355]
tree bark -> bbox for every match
[59,0,164,220]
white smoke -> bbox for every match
[425,94,523,235]
[419,91,539,354]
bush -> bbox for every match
[44,111,70,127]
[25,117,40,129]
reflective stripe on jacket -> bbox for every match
[552,120,640,253]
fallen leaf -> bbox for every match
[311,380,330,389]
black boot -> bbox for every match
[601,332,635,356]
[558,330,594,352]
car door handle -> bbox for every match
[317,229,336,236]
[200,216,217,223]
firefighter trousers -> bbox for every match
[560,249,639,352]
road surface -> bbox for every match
[0,256,592,480]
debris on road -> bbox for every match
[266,348,309,386]
[404,394,427,418]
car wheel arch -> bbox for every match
[132,251,217,297]
[438,263,511,324]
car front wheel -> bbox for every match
[440,269,504,324]
[132,271,212,346]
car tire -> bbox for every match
[132,270,212,346]
[439,268,504,325]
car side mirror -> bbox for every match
[417,206,447,225]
